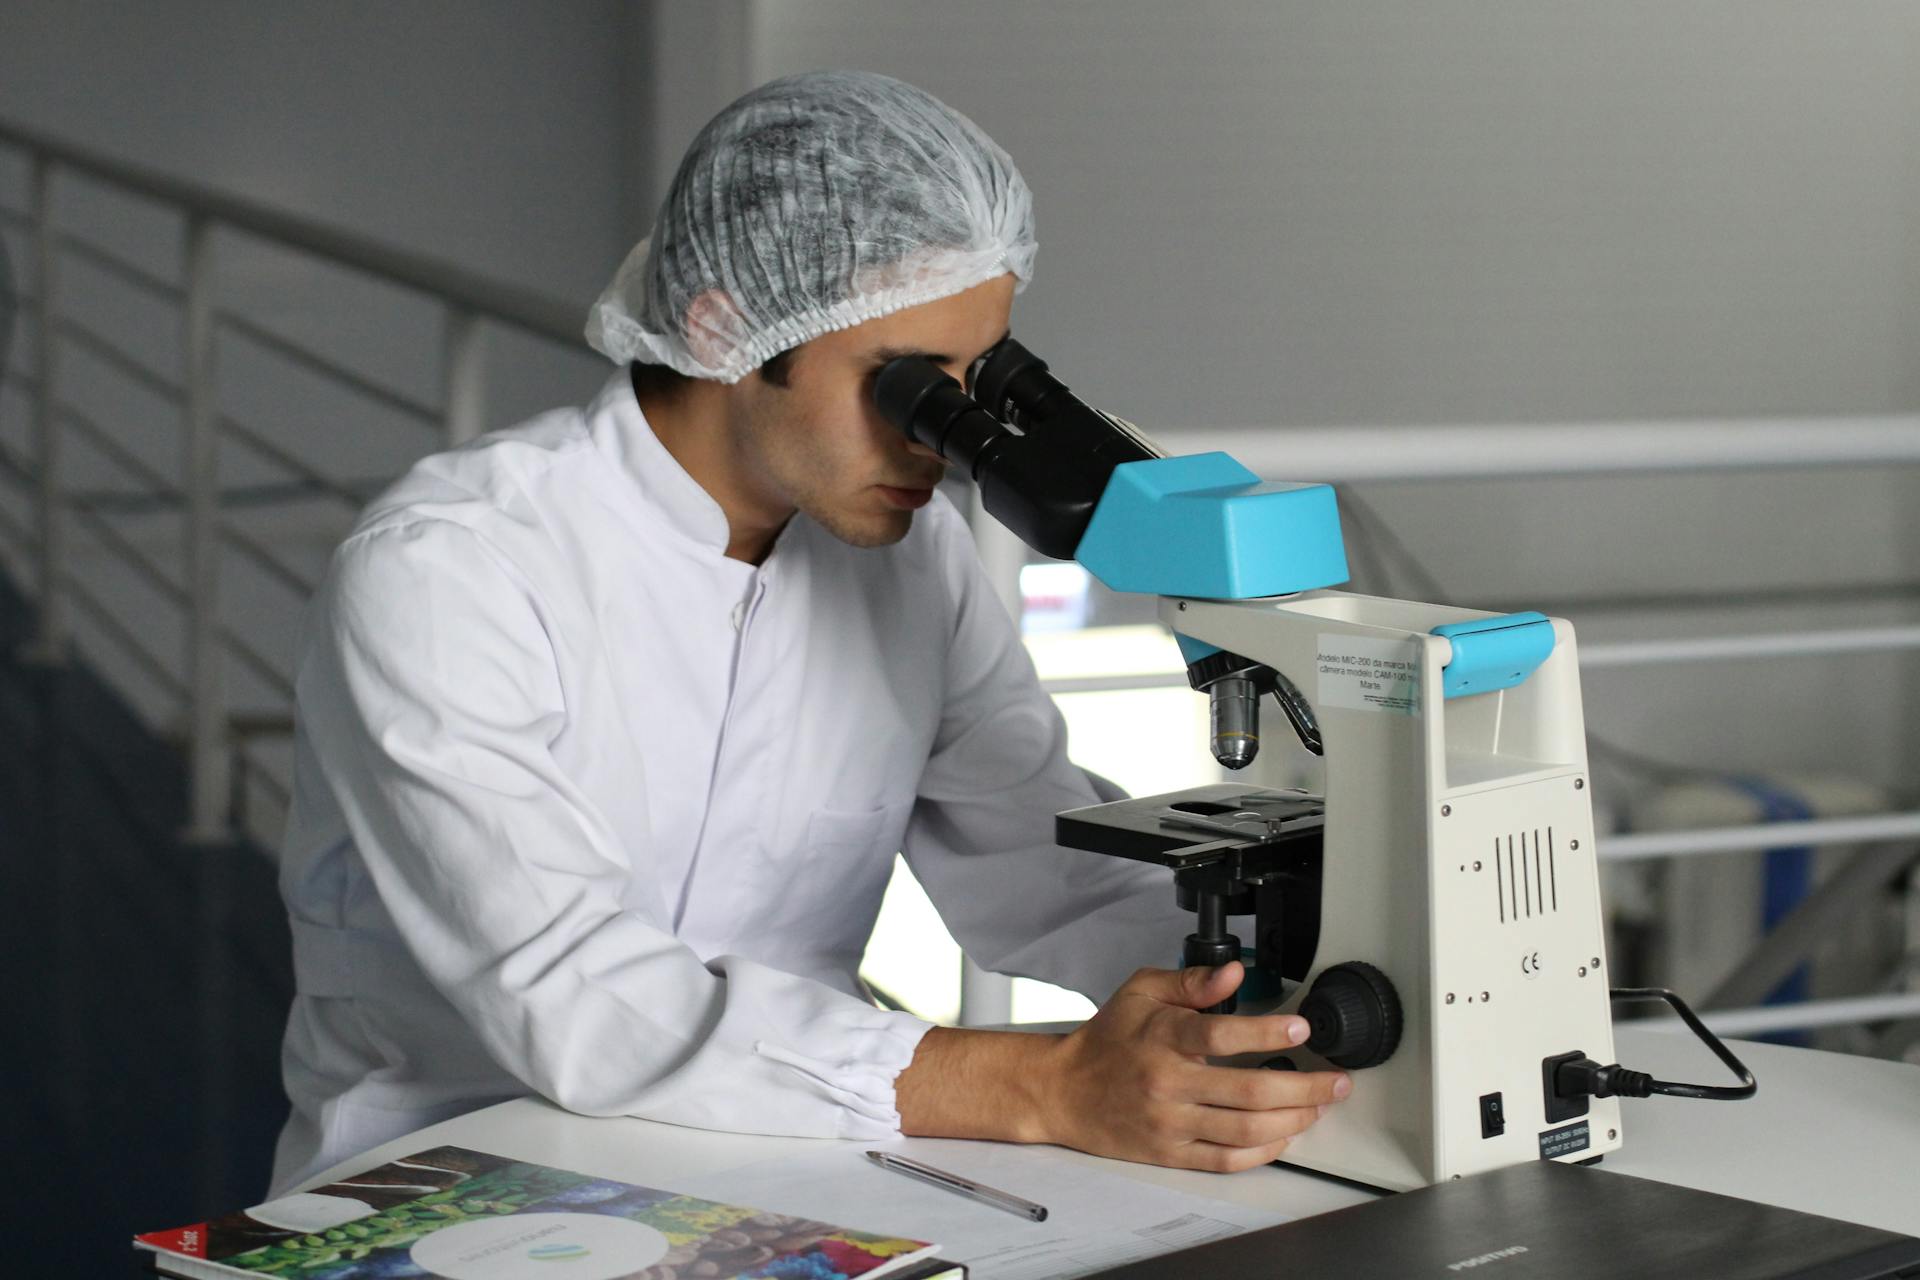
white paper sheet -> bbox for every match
[676,1139,1292,1280]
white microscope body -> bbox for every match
[871,337,1640,1193]
[1167,588,1622,1191]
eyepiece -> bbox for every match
[967,337,1053,426]
[873,355,949,440]
[873,355,1012,474]
[968,336,1160,465]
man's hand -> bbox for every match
[1039,962,1351,1171]
[896,962,1351,1172]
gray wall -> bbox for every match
[0,0,1914,822]
[747,0,1920,800]
[752,0,1920,427]
[0,0,641,300]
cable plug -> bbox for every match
[1553,1055,1654,1100]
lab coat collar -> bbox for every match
[586,370,735,554]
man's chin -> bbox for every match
[812,506,914,549]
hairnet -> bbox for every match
[586,70,1035,384]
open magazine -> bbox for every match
[135,1144,957,1279]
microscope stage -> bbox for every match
[1055,784,1326,870]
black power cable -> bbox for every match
[1554,987,1758,1103]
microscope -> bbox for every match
[874,340,1752,1192]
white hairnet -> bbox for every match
[586,70,1035,384]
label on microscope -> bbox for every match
[1539,1121,1591,1160]
[1316,634,1422,716]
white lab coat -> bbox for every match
[268,371,1191,1194]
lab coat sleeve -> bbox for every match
[900,513,1198,1005]
[301,519,931,1137]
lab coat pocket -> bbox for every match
[805,804,898,853]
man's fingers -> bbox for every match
[1179,1136,1298,1174]
[1181,1100,1325,1150]
[1120,962,1244,1011]
[1169,1008,1311,1059]
[1183,1063,1352,1111]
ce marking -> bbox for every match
[1519,951,1543,978]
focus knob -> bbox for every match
[1300,961,1403,1069]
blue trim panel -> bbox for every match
[1432,612,1556,698]
[1075,453,1350,599]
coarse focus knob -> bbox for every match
[1300,961,1403,1070]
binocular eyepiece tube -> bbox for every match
[872,339,1327,773]
[871,337,1159,561]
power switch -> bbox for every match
[1479,1091,1506,1139]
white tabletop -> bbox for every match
[305,1025,1920,1262]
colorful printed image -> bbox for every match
[139,1146,931,1280]
[515,1185,925,1280]
[188,1148,519,1263]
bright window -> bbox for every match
[860,615,1219,1025]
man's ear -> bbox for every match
[682,290,746,373]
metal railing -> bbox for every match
[0,118,596,841]
[0,118,1914,1042]
[1183,419,1920,482]
[1038,627,1920,859]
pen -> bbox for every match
[864,1151,1050,1223]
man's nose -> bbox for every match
[905,440,948,466]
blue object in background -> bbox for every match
[0,574,291,1275]
[1174,633,1221,666]
[1728,776,1815,1047]
[1075,453,1350,600]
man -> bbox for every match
[270,70,1347,1196]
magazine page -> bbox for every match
[135,1145,936,1279]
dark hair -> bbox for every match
[628,360,691,401]
[759,347,796,387]
[628,347,796,400]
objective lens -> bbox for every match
[1209,675,1261,770]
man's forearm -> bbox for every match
[895,1026,1064,1144]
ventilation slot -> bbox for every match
[1495,828,1558,923]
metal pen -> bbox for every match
[864,1151,1050,1222]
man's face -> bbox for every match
[723,274,1016,549]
